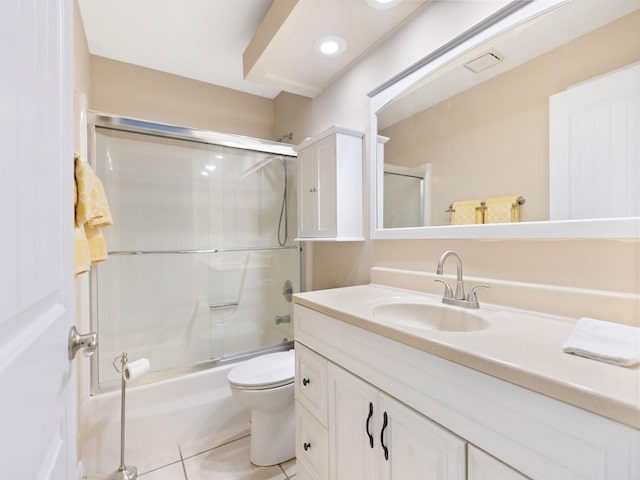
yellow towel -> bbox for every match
[450,200,484,225]
[74,155,112,277]
[485,195,520,224]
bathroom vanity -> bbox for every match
[292,284,640,480]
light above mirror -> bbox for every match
[370,0,640,239]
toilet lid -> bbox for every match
[228,350,294,389]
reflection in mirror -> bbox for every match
[374,0,639,236]
[383,161,431,228]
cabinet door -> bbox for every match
[468,445,530,480]
[378,393,466,480]
[298,146,319,237]
[328,363,377,480]
[314,134,337,237]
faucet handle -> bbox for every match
[435,279,453,298]
[466,285,490,303]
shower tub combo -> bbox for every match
[78,113,299,476]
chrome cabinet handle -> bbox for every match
[380,411,389,461]
[365,402,374,448]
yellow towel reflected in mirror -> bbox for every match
[485,195,520,224]
[450,200,484,225]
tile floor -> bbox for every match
[136,435,296,480]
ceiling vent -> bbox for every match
[464,51,503,73]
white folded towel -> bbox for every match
[562,317,640,367]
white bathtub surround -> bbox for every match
[79,364,250,475]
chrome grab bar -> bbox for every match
[209,302,239,310]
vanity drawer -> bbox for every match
[296,402,328,480]
[295,341,328,425]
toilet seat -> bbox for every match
[228,350,294,390]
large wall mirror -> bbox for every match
[370,0,639,239]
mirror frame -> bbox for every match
[369,0,640,240]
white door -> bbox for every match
[549,63,640,220]
[0,0,75,479]
[314,135,337,237]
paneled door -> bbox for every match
[0,0,75,479]
[550,63,640,220]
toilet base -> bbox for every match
[249,400,295,466]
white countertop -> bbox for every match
[293,284,640,429]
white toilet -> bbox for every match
[227,349,295,466]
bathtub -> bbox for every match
[78,362,250,477]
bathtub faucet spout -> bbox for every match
[275,315,291,325]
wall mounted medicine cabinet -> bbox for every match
[295,126,364,241]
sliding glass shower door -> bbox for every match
[90,118,299,390]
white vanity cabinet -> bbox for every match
[295,341,465,480]
[294,303,640,480]
[295,126,364,241]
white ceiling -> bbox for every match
[77,0,428,99]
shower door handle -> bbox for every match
[275,315,291,325]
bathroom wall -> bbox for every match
[272,1,640,325]
[90,56,275,139]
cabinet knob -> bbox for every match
[303,442,311,451]
[302,378,311,386]
[309,187,317,193]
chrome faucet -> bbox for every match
[435,250,489,309]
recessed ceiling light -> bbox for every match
[366,0,402,10]
[315,36,347,57]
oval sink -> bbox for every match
[371,302,489,332]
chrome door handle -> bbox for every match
[68,326,97,360]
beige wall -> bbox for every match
[275,1,516,290]
[381,11,640,225]
[273,1,639,321]
[90,56,275,139]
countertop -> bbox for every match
[293,284,640,429]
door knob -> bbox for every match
[68,326,97,360]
